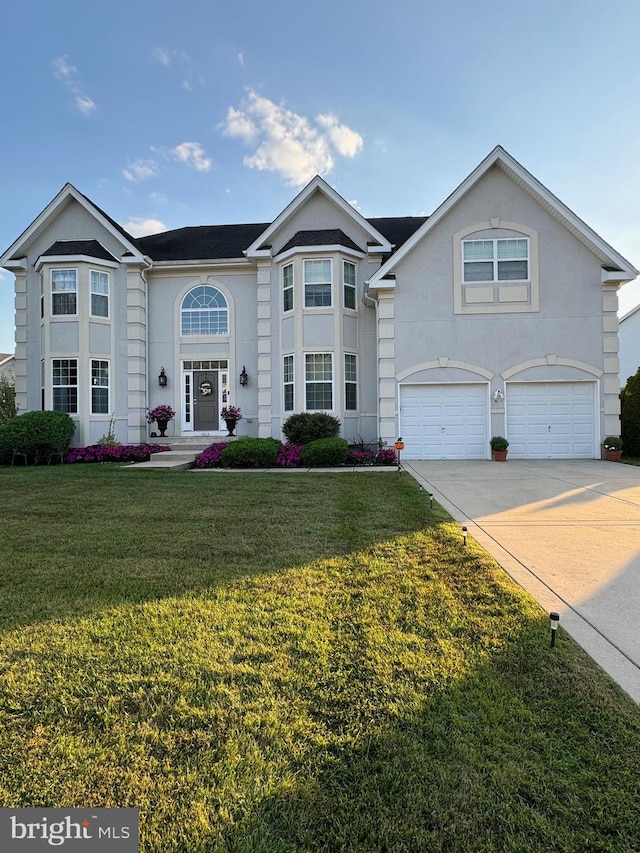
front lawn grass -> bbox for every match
[0,465,639,852]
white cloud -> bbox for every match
[124,218,166,237]
[52,55,96,116]
[316,114,363,157]
[172,142,211,172]
[238,52,245,67]
[153,48,173,67]
[221,91,363,185]
[153,48,201,92]
[123,159,159,182]
[75,95,96,116]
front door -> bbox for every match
[194,371,219,431]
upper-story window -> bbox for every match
[181,285,228,335]
[51,269,77,315]
[463,238,529,282]
[90,270,109,318]
[343,261,356,309]
[304,259,332,308]
[283,263,294,312]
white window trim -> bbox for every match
[304,352,334,412]
[462,238,529,283]
[51,357,79,415]
[453,220,539,315]
[283,263,294,313]
[50,268,78,317]
[90,358,110,415]
[90,269,110,319]
[180,284,230,337]
[343,260,357,310]
[283,354,295,412]
[303,258,333,309]
[344,353,357,411]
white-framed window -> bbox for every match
[91,359,109,414]
[283,355,294,412]
[52,358,78,414]
[40,274,44,319]
[90,270,109,318]
[305,353,333,410]
[304,259,332,308]
[51,269,77,315]
[343,261,356,310]
[181,285,228,335]
[463,238,529,282]
[344,354,357,410]
[283,263,294,312]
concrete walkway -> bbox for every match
[403,459,640,703]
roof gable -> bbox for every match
[367,146,638,289]
[245,175,393,258]
[0,184,145,268]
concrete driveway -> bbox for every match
[403,459,640,703]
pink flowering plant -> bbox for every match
[276,443,302,468]
[220,405,242,420]
[146,404,175,424]
[193,442,229,468]
[65,444,170,464]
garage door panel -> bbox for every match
[506,382,596,459]
[400,384,489,459]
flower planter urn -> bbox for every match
[605,449,622,462]
[224,418,237,436]
[156,419,169,437]
[492,450,508,461]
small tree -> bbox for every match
[621,368,640,457]
[0,376,17,425]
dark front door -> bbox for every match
[194,371,219,431]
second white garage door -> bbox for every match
[400,384,489,459]
[506,382,597,458]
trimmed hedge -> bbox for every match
[300,437,348,467]
[621,368,640,457]
[0,410,76,465]
[282,412,341,445]
[220,438,282,468]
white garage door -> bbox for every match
[400,384,489,459]
[506,382,596,458]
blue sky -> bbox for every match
[1,0,640,353]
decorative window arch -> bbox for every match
[181,285,228,336]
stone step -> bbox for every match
[128,436,237,470]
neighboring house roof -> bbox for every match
[278,229,365,255]
[367,145,638,290]
[0,353,12,364]
[40,240,119,263]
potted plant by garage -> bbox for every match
[603,436,623,462]
[147,404,176,438]
[490,435,509,461]
[221,404,242,436]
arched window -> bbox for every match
[181,285,228,335]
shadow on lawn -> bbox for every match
[215,619,640,853]
[0,465,442,632]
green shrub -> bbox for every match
[282,412,341,445]
[300,437,348,467]
[621,368,640,457]
[0,410,76,465]
[220,438,282,468]
[0,376,16,426]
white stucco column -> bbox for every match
[376,288,397,447]
[601,284,621,438]
[125,264,148,444]
[256,261,273,438]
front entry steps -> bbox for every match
[125,436,233,470]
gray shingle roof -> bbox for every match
[277,229,364,255]
[41,240,118,263]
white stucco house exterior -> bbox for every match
[619,303,640,388]
[1,146,637,459]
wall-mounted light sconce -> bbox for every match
[493,389,504,402]
[239,365,248,387]
[158,367,168,388]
